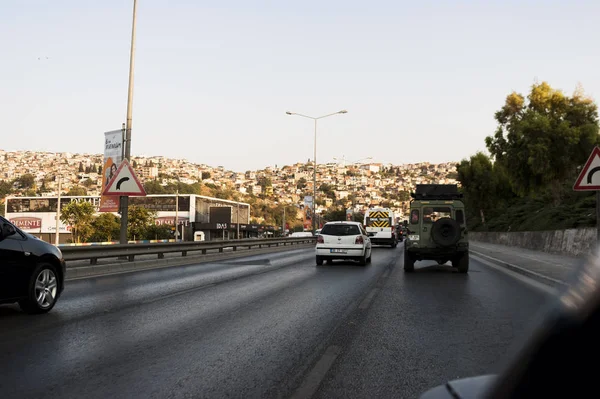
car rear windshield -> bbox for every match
[422,207,452,223]
[321,224,360,236]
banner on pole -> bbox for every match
[99,129,124,212]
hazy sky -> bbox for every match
[1,1,599,172]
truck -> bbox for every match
[364,207,398,248]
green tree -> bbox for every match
[296,177,307,190]
[201,171,211,180]
[82,178,95,188]
[485,82,599,203]
[144,180,166,194]
[127,205,155,240]
[90,213,121,242]
[14,174,35,189]
[60,200,95,243]
[66,186,87,196]
[0,181,13,198]
[457,152,512,226]
[78,162,84,173]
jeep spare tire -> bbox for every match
[431,217,461,247]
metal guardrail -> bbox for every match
[61,237,316,266]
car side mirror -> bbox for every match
[0,223,16,240]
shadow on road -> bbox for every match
[411,263,464,274]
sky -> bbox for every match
[1,0,599,172]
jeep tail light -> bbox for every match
[317,235,324,244]
[355,236,364,244]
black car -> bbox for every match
[0,216,66,314]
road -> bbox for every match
[0,244,551,399]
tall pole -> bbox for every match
[55,175,61,246]
[313,119,317,235]
[119,0,138,245]
[175,190,179,241]
[237,202,240,239]
[283,206,286,237]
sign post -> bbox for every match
[573,146,600,242]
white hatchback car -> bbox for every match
[316,221,372,265]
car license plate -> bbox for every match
[330,249,347,253]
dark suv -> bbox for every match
[0,216,66,313]
[404,184,469,273]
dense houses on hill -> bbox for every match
[0,150,458,218]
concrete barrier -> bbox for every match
[470,228,597,257]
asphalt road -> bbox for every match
[0,244,552,399]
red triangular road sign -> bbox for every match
[573,147,600,191]
[102,159,147,196]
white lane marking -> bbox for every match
[470,244,572,268]
[359,288,380,310]
[470,254,557,296]
[290,345,342,399]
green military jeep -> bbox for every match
[404,184,469,273]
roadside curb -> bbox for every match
[470,249,567,288]
[66,243,314,280]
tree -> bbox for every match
[144,180,166,194]
[0,181,13,198]
[82,178,95,188]
[296,177,307,190]
[485,82,599,203]
[66,186,87,196]
[90,213,121,242]
[97,165,102,175]
[60,201,95,243]
[78,162,84,173]
[127,205,155,240]
[201,171,211,180]
[14,174,35,189]
[457,152,511,225]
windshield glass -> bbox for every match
[321,224,360,236]
[422,207,452,223]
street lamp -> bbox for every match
[286,109,348,234]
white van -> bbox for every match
[364,207,398,248]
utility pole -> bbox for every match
[55,174,61,246]
[119,0,138,245]
[282,207,286,237]
[237,201,240,239]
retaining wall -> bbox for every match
[470,228,597,257]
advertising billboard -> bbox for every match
[99,129,123,212]
[8,213,71,234]
[209,206,232,224]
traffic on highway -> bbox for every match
[3,1,600,398]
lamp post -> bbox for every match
[286,110,347,234]
[119,0,138,245]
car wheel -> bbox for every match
[316,256,324,266]
[404,250,415,272]
[359,253,367,266]
[366,249,372,263]
[453,254,469,273]
[19,263,60,314]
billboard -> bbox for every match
[346,208,353,221]
[210,206,232,224]
[8,213,71,234]
[99,129,124,212]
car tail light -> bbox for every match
[355,236,364,244]
[317,235,324,244]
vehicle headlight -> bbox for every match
[408,235,420,241]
